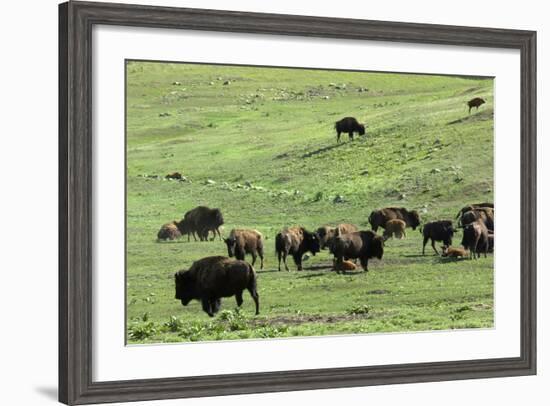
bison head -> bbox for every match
[223,237,237,257]
[408,210,421,230]
[174,270,195,306]
[368,236,384,260]
[358,124,366,136]
[316,226,335,249]
[303,230,321,255]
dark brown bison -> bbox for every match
[275,227,320,271]
[174,256,259,317]
[369,207,421,232]
[316,223,358,249]
[331,230,384,272]
[421,220,456,255]
[455,203,494,221]
[165,172,183,180]
[224,229,264,269]
[182,206,224,241]
[459,208,494,231]
[467,97,485,113]
[335,117,366,142]
[157,221,182,241]
[461,219,489,259]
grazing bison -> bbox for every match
[316,223,358,249]
[224,229,264,269]
[421,220,456,255]
[459,208,494,231]
[275,227,320,271]
[467,97,485,114]
[182,206,224,241]
[335,117,366,142]
[441,246,469,258]
[369,207,421,232]
[461,220,489,259]
[157,221,182,241]
[383,219,406,240]
[331,230,384,272]
[174,256,259,317]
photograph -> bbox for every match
[125,60,495,344]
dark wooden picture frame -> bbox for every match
[59,1,536,404]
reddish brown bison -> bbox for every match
[180,206,224,241]
[369,207,421,232]
[335,117,366,142]
[421,220,456,255]
[157,221,182,241]
[174,256,259,317]
[224,229,264,269]
[455,203,494,221]
[316,223,358,249]
[275,227,320,271]
[459,207,494,231]
[331,230,384,272]
[383,219,407,240]
[461,219,490,259]
[467,97,485,114]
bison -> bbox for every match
[369,207,421,232]
[174,256,259,317]
[335,117,366,142]
[421,220,456,255]
[182,206,224,241]
[332,259,357,272]
[467,97,485,114]
[316,223,358,249]
[157,221,182,241]
[459,208,494,231]
[461,219,489,259]
[441,246,469,258]
[383,219,406,240]
[455,202,494,220]
[331,230,384,272]
[275,227,320,271]
[224,229,264,269]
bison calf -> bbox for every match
[383,219,406,240]
[224,229,264,269]
[174,256,259,317]
[332,259,357,273]
[157,221,182,241]
[441,246,469,258]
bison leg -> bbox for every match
[248,288,260,315]
[251,252,257,266]
[211,298,221,314]
[292,253,303,271]
[258,249,264,270]
[216,227,222,241]
[359,257,369,272]
[422,236,429,255]
[348,131,354,141]
[201,298,214,317]
[336,131,341,143]
[235,291,244,307]
[283,252,290,272]
[431,239,439,255]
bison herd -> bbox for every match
[161,200,494,317]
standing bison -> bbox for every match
[182,206,224,241]
[316,223,358,249]
[461,220,489,259]
[421,220,456,255]
[174,256,259,317]
[459,207,494,231]
[467,97,485,114]
[275,227,320,271]
[368,207,421,232]
[335,117,366,142]
[224,229,264,269]
[331,230,384,272]
[383,219,407,240]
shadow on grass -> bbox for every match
[301,141,347,158]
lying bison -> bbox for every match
[316,223,358,249]
[174,256,259,317]
[467,97,485,114]
[331,230,384,272]
[157,221,182,241]
[421,220,456,255]
[461,219,489,259]
[275,227,320,271]
[181,206,224,241]
[224,229,264,269]
[335,117,366,142]
[369,207,421,232]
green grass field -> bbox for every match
[126,61,494,344]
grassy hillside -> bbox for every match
[126,61,494,343]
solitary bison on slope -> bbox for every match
[335,117,366,142]
[467,97,486,114]
[224,229,264,269]
[369,207,421,232]
[275,227,320,271]
[331,230,384,272]
[174,256,259,317]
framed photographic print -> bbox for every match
[59,1,536,404]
